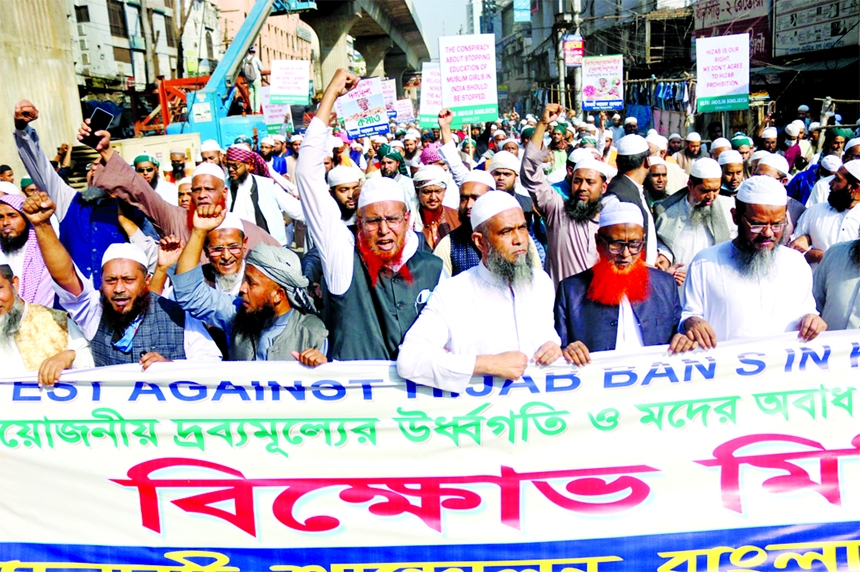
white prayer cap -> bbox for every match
[371,135,388,144]
[470,191,522,229]
[809,122,821,130]
[488,151,521,174]
[0,181,23,196]
[585,124,598,134]
[586,115,595,123]
[201,139,222,153]
[327,134,345,150]
[177,177,192,187]
[357,177,404,209]
[463,169,496,190]
[612,113,621,120]
[389,140,405,150]
[192,162,226,182]
[599,201,643,229]
[101,243,149,269]
[403,130,420,141]
[645,133,668,151]
[718,150,744,166]
[326,165,361,188]
[169,146,186,156]
[616,134,649,156]
[685,132,702,142]
[260,136,275,146]
[820,154,842,173]
[646,129,658,137]
[290,134,304,142]
[845,138,860,151]
[844,160,860,181]
[567,148,593,166]
[798,104,810,112]
[412,165,448,189]
[711,137,731,150]
[649,157,667,167]
[690,158,722,179]
[784,123,801,137]
[493,130,508,140]
[520,119,528,126]
[757,153,790,176]
[624,116,638,125]
[501,138,519,150]
[604,130,614,140]
[750,150,771,163]
[574,157,617,180]
[215,212,244,232]
[736,175,788,207]
[668,132,682,141]
[790,120,805,130]
[272,134,287,143]
[761,127,778,139]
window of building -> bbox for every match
[113,46,132,63]
[107,0,129,38]
[164,15,177,48]
[205,31,214,60]
[75,5,90,23]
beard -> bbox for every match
[81,186,109,202]
[828,188,853,212]
[0,296,24,346]
[381,169,397,179]
[587,256,650,306]
[338,201,357,221]
[232,302,277,342]
[229,170,250,190]
[689,202,713,227]
[100,292,151,341]
[486,246,534,289]
[730,242,778,279]
[564,196,601,222]
[0,229,28,254]
[357,231,411,287]
[215,264,244,293]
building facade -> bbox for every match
[219,0,314,69]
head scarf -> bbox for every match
[225,145,270,178]
[829,127,854,141]
[20,178,33,189]
[133,154,159,167]
[378,144,408,176]
[731,135,752,149]
[246,244,316,314]
[420,144,444,165]
[0,194,46,304]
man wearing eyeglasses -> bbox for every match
[413,165,459,250]
[295,69,444,361]
[554,202,694,366]
[681,176,826,347]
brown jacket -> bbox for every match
[420,206,460,250]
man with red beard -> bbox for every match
[413,165,459,250]
[76,122,278,253]
[555,201,695,365]
[295,69,444,361]
[397,192,562,393]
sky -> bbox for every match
[414,0,469,60]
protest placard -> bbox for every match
[394,99,415,122]
[259,86,290,135]
[581,55,624,111]
[269,60,310,106]
[696,33,750,112]
[334,77,390,138]
[382,79,397,119]
[439,34,498,123]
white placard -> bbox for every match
[695,33,749,112]
[269,60,310,105]
[438,34,498,123]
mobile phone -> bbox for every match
[81,108,115,149]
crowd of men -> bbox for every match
[2,68,859,392]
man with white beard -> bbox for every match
[397,191,563,393]
[0,263,93,385]
[681,176,826,347]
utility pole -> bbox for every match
[557,0,572,113]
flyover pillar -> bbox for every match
[384,52,409,97]
[354,36,393,78]
[302,2,361,89]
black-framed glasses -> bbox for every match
[362,215,405,231]
[742,217,786,234]
[207,244,243,256]
[600,235,644,255]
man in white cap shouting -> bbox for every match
[295,69,444,361]
[555,202,695,365]
[672,132,704,175]
[655,158,736,291]
[170,204,328,366]
[522,104,612,285]
[680,176,825,347]
[790,160,860,267]
[77,122,280,253]
[719,150,746,197]
[604,134,658,265]
[397,191,562,393]
[23,192,222,368]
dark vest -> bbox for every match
[229,311,328,361]
[90,293,187,367]
[449,224,481,276]
[326,248,442,361]
[606,175,650,242]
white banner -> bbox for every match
[269,60,310,105]
[696,33,750,112]
[439,34,498,124]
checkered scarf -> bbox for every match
[226,145,271,178]
[0,194,46,304]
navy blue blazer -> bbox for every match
[554,267,681,351]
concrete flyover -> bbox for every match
[301,0,429,96]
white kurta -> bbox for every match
[153,178,178,206]
[396,263,561,393]
[681,241,817,341]
[615,296,645,350]
[792,201,860,268]
[805,175,835,207]
[0,303,94,376]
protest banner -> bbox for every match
[439,34,498,124]
[269,60,310,106]
[334,77,390,138]
[259,86,290,135]
[382,79,397,119]
[394,99,415,122]
[1,331,860,570]
[581,55,624,111]
[696,33,750,112]
[419,62,449,129]
[563,35,584,67]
